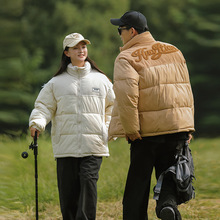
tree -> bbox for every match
[0,0,34,135]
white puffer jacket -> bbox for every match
[29,61,115,158]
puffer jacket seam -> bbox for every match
[138,106,194,113]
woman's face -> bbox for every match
[64,41,88,67]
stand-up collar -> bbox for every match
[120,31,156,52]
[67,61,91,77]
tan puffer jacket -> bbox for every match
[108,31,194,140]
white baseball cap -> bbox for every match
[63,33,91,50]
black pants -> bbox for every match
[123,133,188,220]
[56,156,102,220]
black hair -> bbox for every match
[54,49,70,77]
[124,25,149,34]
[136,27,149,34]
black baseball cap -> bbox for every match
[110,11,148,31]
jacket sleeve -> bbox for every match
[105,83,115,130]
[113,58,140,134]
[29,82,56,132]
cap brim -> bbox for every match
[66,39,91,48]
[110,18,125,26]
[82,39,91,45]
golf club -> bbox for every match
[21,131,39,220]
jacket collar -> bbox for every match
[67,61,91,77]
[120,31,156,52]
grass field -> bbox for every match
[0,135,220,219]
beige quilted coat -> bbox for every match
[29,62,115,158]
[108,31,195,140]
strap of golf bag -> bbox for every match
[153,165,176,200]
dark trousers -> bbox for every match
[123,133,188,220]
[56,156,102,220]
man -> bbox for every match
[109,11,195,220]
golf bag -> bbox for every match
[154,141,196,205]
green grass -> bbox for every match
[0,135,220,219]
[0,135,59,210]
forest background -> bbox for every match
[0,0,220,137]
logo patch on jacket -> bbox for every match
[92,87,100,93]
[131,43,178,62]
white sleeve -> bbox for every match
[105,83,115,130]
[29,82,56,132]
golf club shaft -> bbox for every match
[34,131,38,220]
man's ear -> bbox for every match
[133,28,138,36]
[131,27,138,37]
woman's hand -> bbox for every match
[30,127,40,138]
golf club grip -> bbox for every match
[34,131,38,145]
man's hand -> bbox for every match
[126,133,142,142]
[30,127,40,138]
[188,133,193,144]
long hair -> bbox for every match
[54,49,71,77]
[54,47,108,79]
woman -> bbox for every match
[29,33,115,220]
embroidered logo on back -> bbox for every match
[131,43,178,62]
